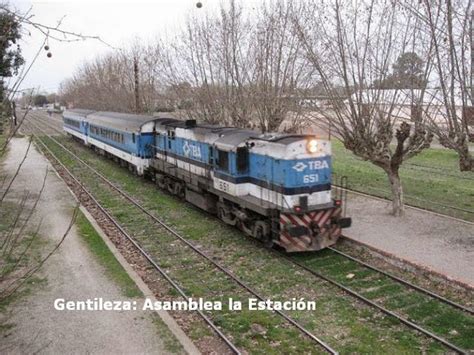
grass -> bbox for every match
[75,210,142,298]
[0,114,9,158]
[293,249,474,350]
[0,200,48,336]
[331,140,474,221]
[36,135,465,353]
[150,316,187,355]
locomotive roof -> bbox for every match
[213,129,256,150]
[214,130,311,150]
[257,134,309,144]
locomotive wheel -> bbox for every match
[157,175,167,189]
[253,224,264,239]
[217,206,226,221]
[253,221,273,248]
[174,182,185,199]
[217,205,237,226]
[166,179,175,195]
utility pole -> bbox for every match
[11,101,17,126]
[134,56,140,113]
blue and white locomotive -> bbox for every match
[63,109,351,252]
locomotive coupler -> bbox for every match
[333,217,352,228]
[309,221,321,237]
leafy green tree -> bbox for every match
[375,52,427,89]
[0,7,24,101]
[33,94,48,106]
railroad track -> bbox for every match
[283,252,472,354]
[326,247,473,315]
[25,116,473,353]
[27,119,337,354]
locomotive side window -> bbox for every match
[167,129,175,149]
[132,133,136,143]
[217,150,229,172]
[208,147,214,165]
[236,147,249,173]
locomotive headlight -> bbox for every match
[307,139,318,153]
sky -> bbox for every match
[9,0,248,95]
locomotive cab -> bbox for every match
[212,133,351,252]
[249,135,351,252]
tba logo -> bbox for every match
[292,160,329,172]
[183,141,202,158]
[292,162,307,172]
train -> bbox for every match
[62,109,351,252]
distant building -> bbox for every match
[346,88,471,126]
[347,88,466,107]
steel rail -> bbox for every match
[30,122,338,355]
[327,247,474,315]
[32,133,242,355]
[27,112,65,135]
[280,253,469,354]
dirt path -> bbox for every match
[346,192,474,287]
[1,137,183,354]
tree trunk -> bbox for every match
[458,147,474,172]
[386,167,404,216]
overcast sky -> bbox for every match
[10,0,254,95]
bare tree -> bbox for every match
[403,0,473,171]
[159,2,253,125]
[250,1,311,132]
[0,3,104,302]
[60,52,136,112]
[159,0,309,131]
[294,0,434,216]
[60,43,167,113]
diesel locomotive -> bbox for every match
[63,109,351,252]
